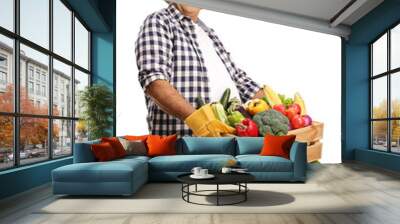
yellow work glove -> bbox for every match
[185,104,236,137]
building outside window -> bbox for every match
[28,66,34,80]
[28,81,34,94]
[0,0,91,170]
[0,54,7,90]
[370,23,400,154]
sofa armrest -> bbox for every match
[289,141,307,182]
[73,141,99,163]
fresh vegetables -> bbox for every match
[227,111,245,127]
[207,86,313,137]
[211,102,228,124]
[285,107,298,120]
[252,109,290,136]
[302,115,313,127]
[246,99,269,115]
[272,104,286,115]
[226,97,241,114]
[195,95,205,109]
[294,92,307,115]
[278,94,294,108]
[288,103,302,115]
[290,114,305,129]
[262,85,282,107]
[235,118,259,137]
[220,88,231,109]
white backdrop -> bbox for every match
[116,1,342,163]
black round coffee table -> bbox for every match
[177,173,255,206]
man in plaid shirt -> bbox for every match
[135,3,264,136]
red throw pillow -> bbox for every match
[101,137,127,158]
[146,134,177,157]
[124,135,149,142]
[259,135,296,159]
[91,142,117,162]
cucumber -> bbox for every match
[219,88,231,109]
[195,96,205,109]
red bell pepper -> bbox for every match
[235,118,259,137]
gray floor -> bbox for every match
[1,162,400,224]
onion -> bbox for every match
[302,115,313,127]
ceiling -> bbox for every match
[174,0,384,38]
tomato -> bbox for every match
[273,104,286,115]
[291,114,305,129]
[285,108,297,120]
[288,103,301,115]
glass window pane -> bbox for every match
[53,59,72,117]
[20,117,49,165]
[0,116,14,170]
[392,24,400,70]
[53,0,72,60]
[372,77,387,119]
[392,120,400,153]
[75,120,88,143]
[74,69,89,118]
[20,0,49,48]
[0,35,14,113]
[392,72,400,118]
[372,121,388,151]
[53,119,72,157]
[75,18,89,69]
[372,33,387,76]
[20,44,49,115]
[0,0,14,31]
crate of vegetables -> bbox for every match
[210,85,324,163]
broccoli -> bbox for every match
[252,109,290,136]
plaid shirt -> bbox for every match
[135,4,260,136]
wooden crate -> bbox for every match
[288,121,324,163]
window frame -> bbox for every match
[0,0,91,171]
[370,20,400,154]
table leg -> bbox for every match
[217,184,219,206]
[195,184,198,192]
[245,183,247,201]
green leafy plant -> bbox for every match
[79,84,114,140]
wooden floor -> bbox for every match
[1,162,400,224]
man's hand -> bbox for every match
[185,104,235,137]
[146,80,235,136]
[146,80,195,120]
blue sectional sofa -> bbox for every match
[52,137,307,196]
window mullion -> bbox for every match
[71,10,76,155]
[13,0,21,167]
[387,30,391,152]
[48,0,54,160]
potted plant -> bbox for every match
[79,84,114,140]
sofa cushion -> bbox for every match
[179,137,235,155]
[236,137,264,155]
[53,158,147,183]
[236,155,293,172]
[91,142,118,161]
[101,137,127,158]
[147,134,177,157]
[149,154,235,172]
[259,135,296,159]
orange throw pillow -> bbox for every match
[101,137,127,158]
[91,142,117,162]
[146,134,177,157]
[259,135,296,159]
[124,135,149,142]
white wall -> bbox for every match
[116,0,342,163]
